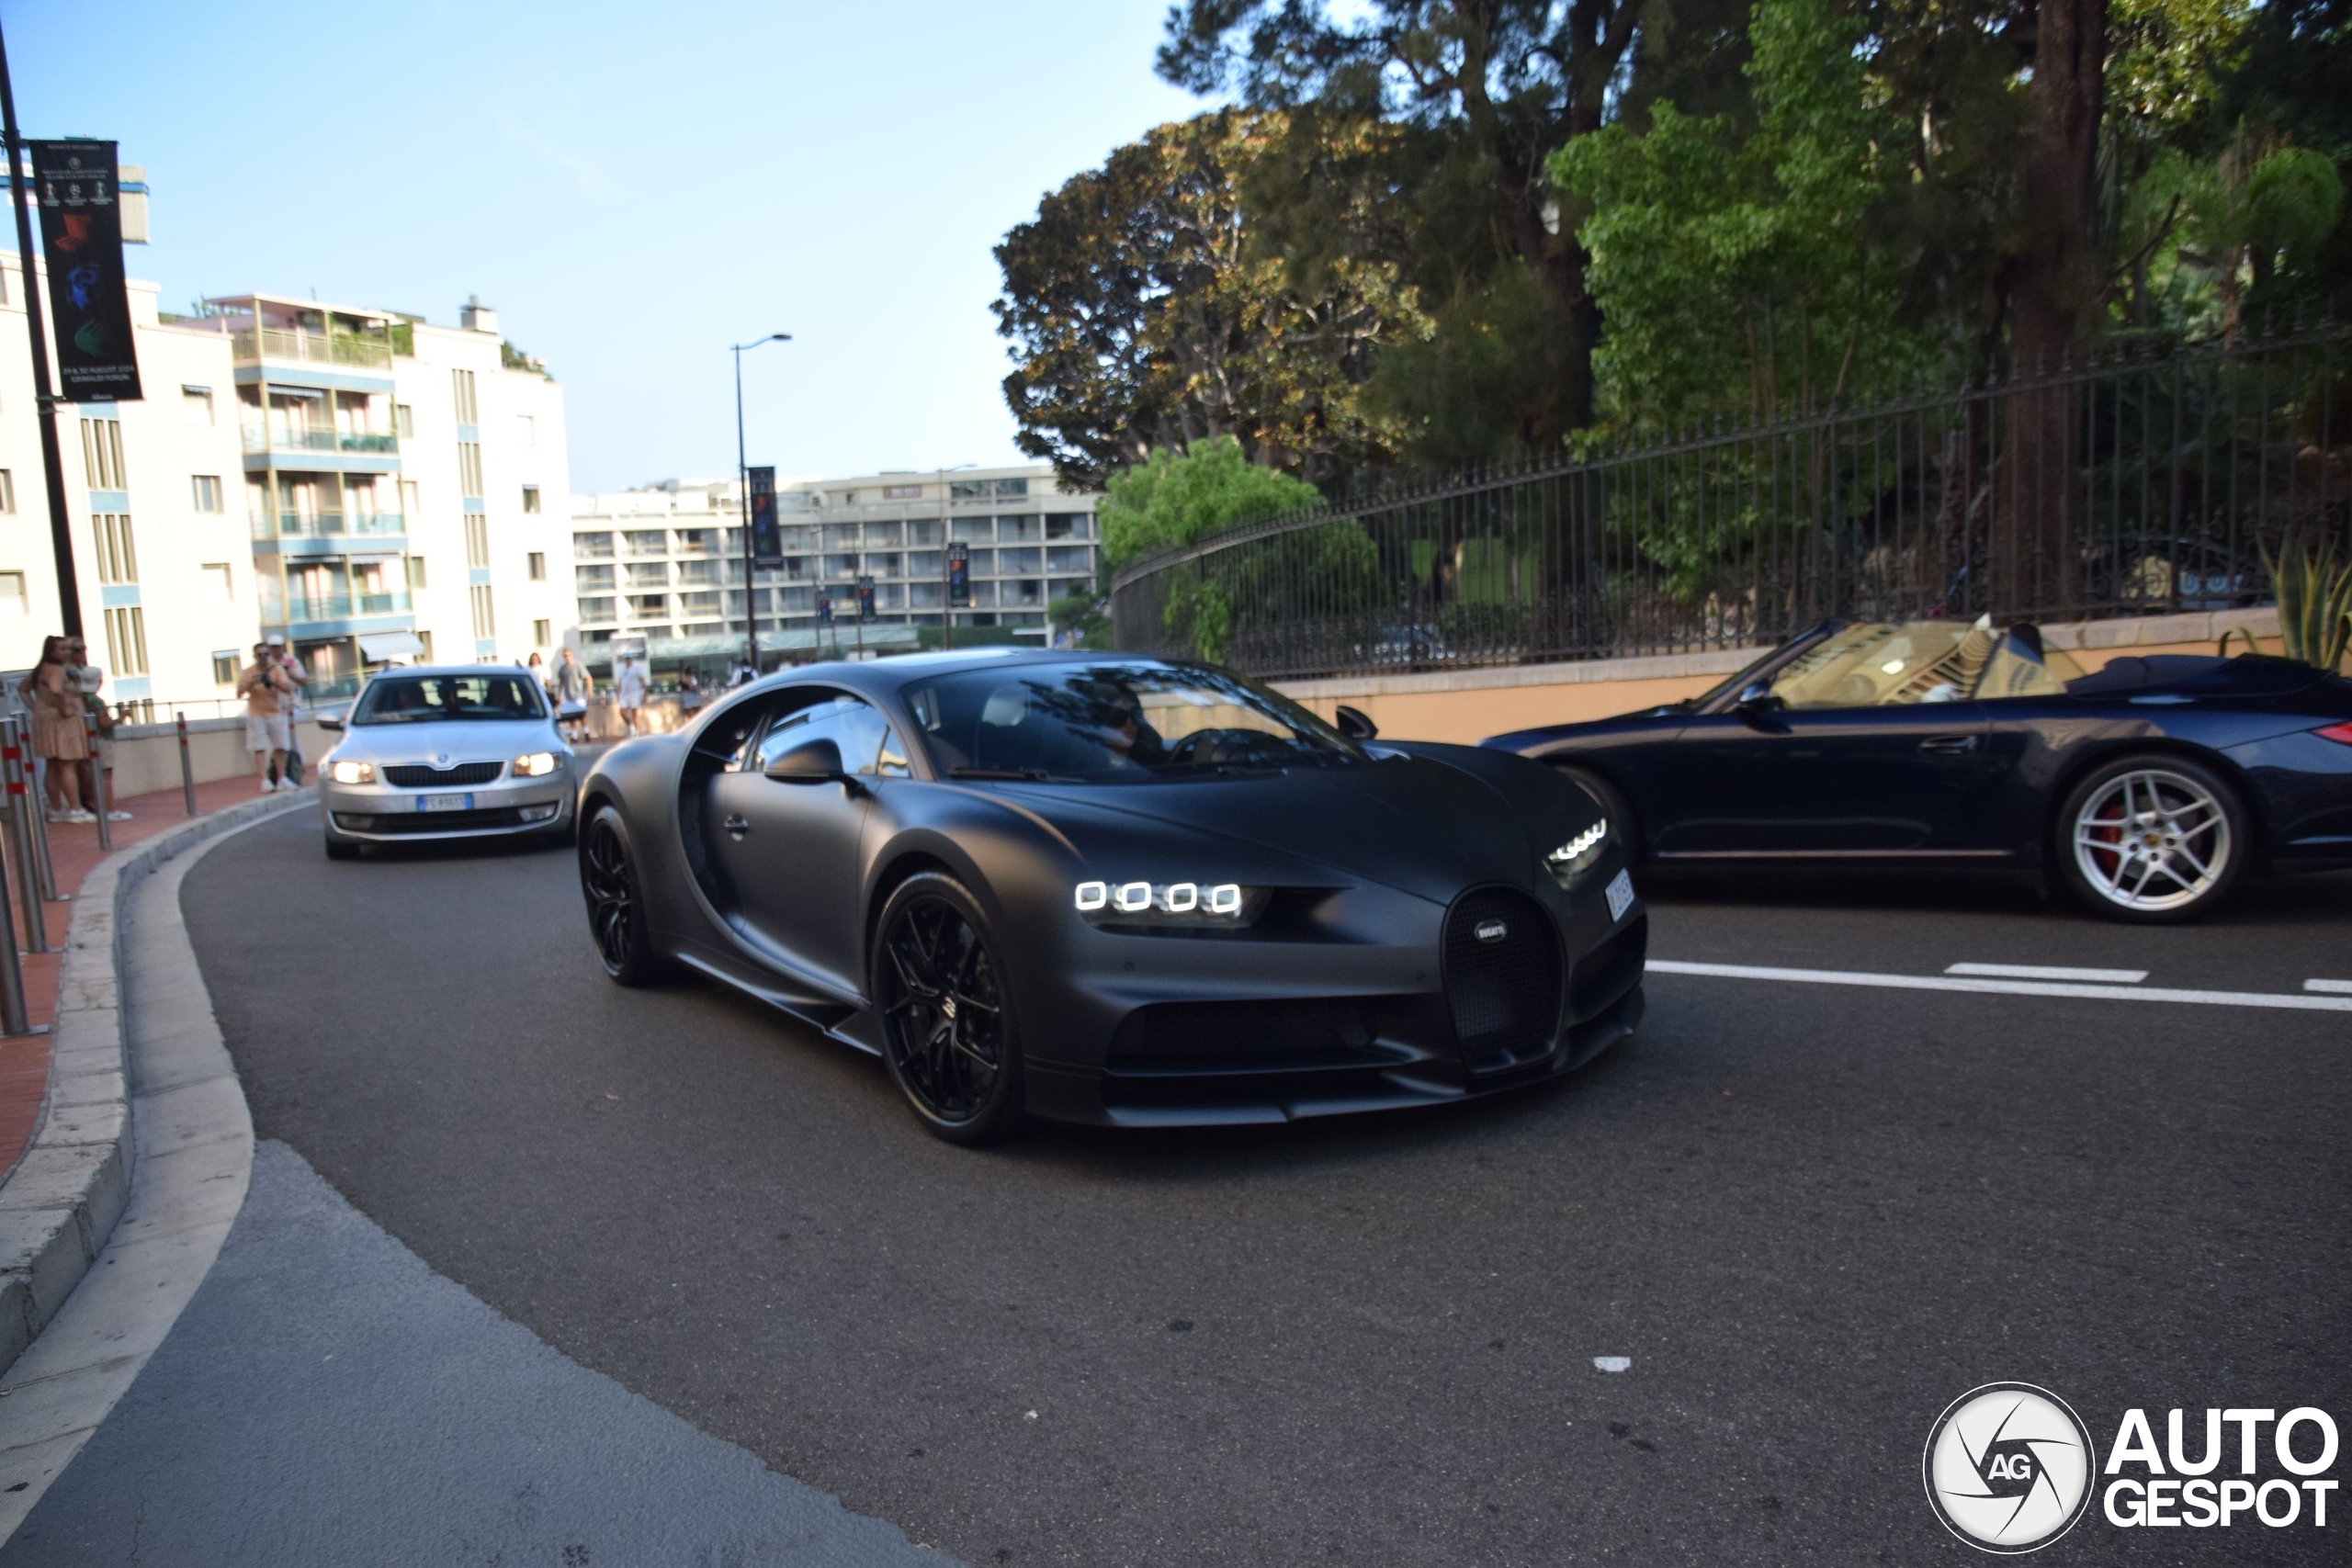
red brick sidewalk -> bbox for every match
[1,773,296,1177]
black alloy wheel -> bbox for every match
[582,807,660,984]
[872,872,1024,1144]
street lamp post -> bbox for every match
[733,333,791,674]
[936,462,975,650]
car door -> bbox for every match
[704,691,882,996]
[1646,623,1994,857]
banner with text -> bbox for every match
[29,141,142,401]
[747,467,782,568]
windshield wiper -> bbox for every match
[949,766,1069,783]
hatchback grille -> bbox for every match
[382,761,504,787]
[1442,887,1562,1060]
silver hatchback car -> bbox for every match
[316,666,581,858]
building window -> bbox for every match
[882,483,922,500]
[202,562,233,601]
[522,485,541,514]
[526,551,546,581]
[579,596,616,622]
[407,556,428,590]
[182,386,214,426]
[92,514,139,584]
[451,369,478,424]
[0,470,14,513]
[0,570,24,615]
[469,583,496,639]
[514,414,536,447]
[191,474,223,513]
[80,419,127,490]
[395,402,414,437]
[210,650,238,685]
[103,605,149,676]
[458,443,484,497]
[464,515,490,569]
[533,618,551,647]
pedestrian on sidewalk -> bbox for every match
[237,640,296,793]
[526,650,549,703]
[17,635,91,822]
[678,668,706,724]
[615,655,647,737]
[268,636,310,784]
[551,647,592,743]
[66,639,132,822]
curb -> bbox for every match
[0,788,313,1374]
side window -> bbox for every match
[835,703,910,777]
[753,697,850,772]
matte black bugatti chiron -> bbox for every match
[1482,618,2352,922]
[576,649,1647,1141]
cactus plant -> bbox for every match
[2256,533,2352,672]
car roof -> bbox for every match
[364,665,543,679]
[749,648,1193,700]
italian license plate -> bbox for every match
[417,794,474,813]
[1604,868,1635,923]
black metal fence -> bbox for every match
[1109,321,2351,679]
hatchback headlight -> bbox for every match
[513,751,562,778]
[327,760,374,784]
[1544,818,1609,888]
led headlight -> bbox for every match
[1074,879,1259,925]
[1544,818,1609,889]
[327,760,374,784]
[513,751,562,778]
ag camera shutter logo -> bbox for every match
[1924,1383,2097,1553]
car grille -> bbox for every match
[1109,998,1392,1068]
[381,761,504,787]
[1442,887,1563,1063]
[333,807,543,835]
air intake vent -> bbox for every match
[382,761,504,787]
[1442,887,1562,1062]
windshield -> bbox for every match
[352,672,548,725]
[901,661,1366,781]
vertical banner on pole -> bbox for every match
[814,588,831,626]
[855,575,876,624]
[747,466,782,569]
[946,543,971,607]
[28,140,141,401]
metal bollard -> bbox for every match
[84,712,110,852]
[0,838,38,1038]
[175,711,198,816]
[0,719,51,955]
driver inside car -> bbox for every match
[1092,688,1166,769]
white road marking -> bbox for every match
[1593,1357,1633,1373]
[1648,959,2352,1013]
[2306,979,2352,995]
[1945,962,2148,984]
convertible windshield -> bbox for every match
[352,672,548,725]
[902,662,1365,781]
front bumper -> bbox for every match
[321,773,575,842]
[1020,864,1648,1128]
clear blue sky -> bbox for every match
[5,0,1203,491]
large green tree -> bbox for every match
[993,110,1424,489]
[1159,0,1650,461]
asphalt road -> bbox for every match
[180,814,2351,1565]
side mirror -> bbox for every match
[1734,682,1784,721]
[317,716,345,732]
[558,701,587,721]
[764,735,848,784]
[1333,704,1378,741]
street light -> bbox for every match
[937,462,976,650]
[734,333,791,674]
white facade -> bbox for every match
[569,464,1102,671]
[0,267,573,711]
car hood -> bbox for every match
[327,718,568,764]
[999,754,1569,904]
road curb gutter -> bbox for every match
[0,789,312,1375]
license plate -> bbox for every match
[1605,868,1635,923]
[417,794,474,813]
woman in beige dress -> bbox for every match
[19,636,91,822]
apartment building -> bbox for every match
[568,464,1101,668]
[0,268,574,708]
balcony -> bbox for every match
[241,426,400,456]
[251,510,407,540]
[266,590,413,625]
[230,327,394,369]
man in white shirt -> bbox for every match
[615,656,648,736]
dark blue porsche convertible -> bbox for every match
[1482,618,2352,922]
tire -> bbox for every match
[2055,752,2248,923]
[323,833,359,862]
[1555,764,1645,870]
[581,806,663,984]
[870,871,1027,1145]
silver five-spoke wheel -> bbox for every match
[2068,765,2234,917]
